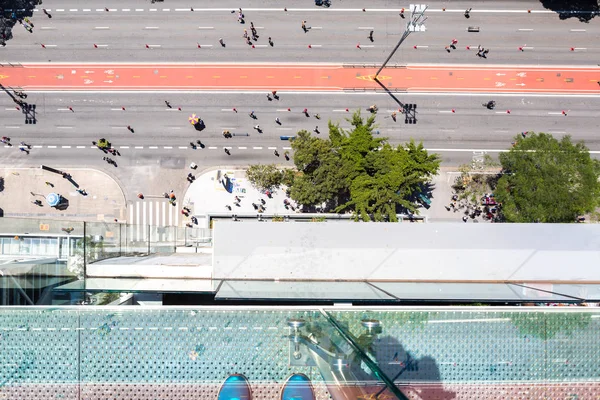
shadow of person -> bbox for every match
[350,335,456,400]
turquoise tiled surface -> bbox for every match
[0,307,599,400]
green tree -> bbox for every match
[246,164,286,192]
[507,312,592,341]
[291,111,440,220]
[496,133,600,222]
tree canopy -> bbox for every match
[290,111,440,221]
[246,164,293,193]
[496,132,600,223]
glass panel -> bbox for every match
[216,280,394,301]
[326,308,600,398]
[55,278,220,294]
[371,282,577,302]
[521,283,600,301]
[0,307,407,399]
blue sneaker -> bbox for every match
[217,374,252,400]
[280,373,315,400]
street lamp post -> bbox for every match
[374,4,427,124]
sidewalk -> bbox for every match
[183,167,297,227]
[182,166,468,225]
[0,167,126,222]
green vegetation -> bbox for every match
[507,312,592,340]
[496,133,600,222]
[290,111,440,221]
[246,164,295,193]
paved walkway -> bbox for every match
[182,166,470,226]
[183,167,296,228]
[0,167,126,222]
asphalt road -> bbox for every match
[1,0,600,202]
[2,91,599,198]
[2,0,600,65]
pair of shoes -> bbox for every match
[218,373,315,400]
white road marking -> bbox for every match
[164,146,173,149]
[208,146,218,149]
[40,27,57,30]
[178,146,187,149]
[61,146,71,148]
[43,44,58,48]
[48,146,57,149]
[94,27,110,30]
[358,27,374,30]
[149,146,158,149]
[76,146,86,148]
[56,126,73,129]
[83,9,91,12]
[311,27,323,30]
[547,112,563,115]
[277,127,292,130]
[144,27,159,30]
[198,27,214,30]
[518,29,533,31]
[69,9,78,12]
[55,9,65,11]
[136,9,144,12]
[4,126,20,128]
[238,146,247,149]
[570,29,586,32]
[282,147,292,150]
[135,146,143,149]
[146,44,161,48]
[122,9,131,12]
[95,44,109,48]
[268,147,277,150]
[253,146,263,150]
[119,146,129,149]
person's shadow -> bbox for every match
[350,333,456,400]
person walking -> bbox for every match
[274,150,279,157]
[314,126,320,134]
[368,30,374,42]
[219,38,225,47]
[275,117,281,125]
[254,124,261,132]
[249,110,256,119]
[224,148,231,155]
[268,37,274,47]
[243,29,248,39]
[267,93,272,101]
[301,21,307,33]
[464,8,472,18]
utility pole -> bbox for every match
[374,4,427,124]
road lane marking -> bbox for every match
[358,27,374,30]
[238,146,247,149]
[40,27,57,30]
[518,29,533,31]
[149,146,158,149]
[47,145,57,148]
[135,146,143,149]
[198,27,214,30]
[62,146,71,148]
[94,27,110,30]
[253,146,263,149]
[570,29,586,32]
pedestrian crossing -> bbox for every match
[128,200,180,242]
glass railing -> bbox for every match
[0,307,598,400]
[0,217,212,260]
[0,217,212,305]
